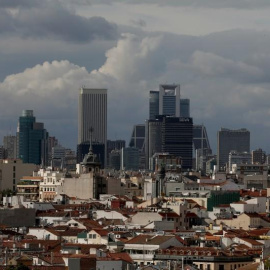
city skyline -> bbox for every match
[1,1,270,152]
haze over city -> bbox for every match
[1,0,270,152]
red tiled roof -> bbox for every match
[108,252,133,263]
[125,234,183,245]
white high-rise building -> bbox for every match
[78,87,107,157]
[159,84,180,117]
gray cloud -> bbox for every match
[62,0,270,9]
[1,28,270,153]
[0,1,118,42]
[0,0,41,8]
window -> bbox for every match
[93,234,96,239]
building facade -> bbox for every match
[78,88,107,146]
[180,98,190,117]
[17,110,48,165]
[3,135,17,159]
[217,128,250,171]
[146,116,193,170]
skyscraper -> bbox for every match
[129,124,145,149]
[193,125,211,150]
[149,85,190,119]
[17,110,48,165]
[78,88,107,163]
[149,90,159,120]
[180,99,190,117]
[217,128,250,171]
[159,84,180,117]
[3,135,17,159]
[145,115,193,170]
[161,116,193,170]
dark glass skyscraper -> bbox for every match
[145,115,193,170]
[149,90,159,120]
[217,128,250,171]
[17,110,48,165]
[180,99,190,117]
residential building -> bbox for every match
[0,159,36,192]
[228,151,251,172]
[150,152,182,173]
[38,168,65,202]
[124,234,184,266]
[17,176,42,201]
[252,148,266,164]
[217,128,250,171]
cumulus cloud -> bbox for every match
[0,0,118,42]
[1,29,270,152]
[190,51,263,82]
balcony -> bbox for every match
[130,254,154,261]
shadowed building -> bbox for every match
[146,115,193,170]
[217,128,250,171]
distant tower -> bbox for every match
[3,135,17,159]
[159,84,180,117]
[180,99,190,117]
[217,128,250,171]
[78,87,107,165]
[17,110,48,165]
[145,115,193,170]
[149,90,159,120]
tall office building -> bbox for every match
[193,125,211,150]
[121,147,140,171]
[180,99,190,117]
[149,90,160,120]
[3,135,17,159]
[129,124,146,169]
[145,118,163,169]
[129,124,145,150]
[78,88,107,164]
[159,84,180,116]
[252,148,266,164]
[162,116,193,170]
[145,116,193,170]
[217,128,250,171]
[149,85,190,119]
[17,110,48,165]
[78,88,107,144]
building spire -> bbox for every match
[89,127,94,153]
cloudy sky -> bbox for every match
[1,0,270,153]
